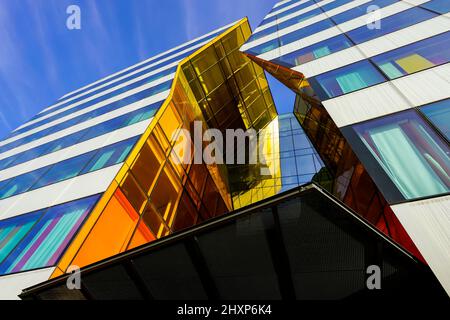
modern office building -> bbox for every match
[0,18,328,299]
[241,0,450,295]
[1,0,449,300]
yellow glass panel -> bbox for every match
[159,103,182,144]
[130,139,165,195]
[149,163,182,224]
[199,63,225,94]
[142,203,169,239]
[221,27,244,52]
[192,46,218,75]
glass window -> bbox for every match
[279,19,335,47]
[420,99,450,140]
[278,8,323,30]
[32,151,96,190]
[71,190,138,268]
[371,32,450,79]
[0,167,48,200]
[309,60,386,100]
[0,195,99,274]
[347,7,436,44]
[273,34,353,67]
[421,0,450,14]
[331,0,398,25]
[353,110,450,199]
[245,38,280,56]
[82,137,138,174]
[0,211,42,264]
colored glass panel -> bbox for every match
[71,190,139,267]
[309,60,386,100]
[372,32,450,79]
[420,99,450,140]
[353,110,450,199]
[0,195,99,274]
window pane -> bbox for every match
[309,60,386,100]
[353,110,450,199]
[0,195,99,274]
[0,167,48,200]
[421,0,450,14]
[32,151,95,190]
[372,32,450,79]
[347,7,436,44]
[274,34,353,67]
[331,0,397,25]
[420,99,450,140]
[82,137,138,174]
[0,211,42,264]
[279,19,335,47]
[71,190,139,268]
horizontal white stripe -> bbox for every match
[0,119,151,182]
[274,0,293,9]
[244,0,431,55]
[0,163,121,221]
[0,267,55,300]
[392,195,450,297]
[323,63,450,127]
[16,60,178,132]
[56,20,239,101]
[0,74,173,147]
[265,0,315,20]
[0,91,168,160]
[293,16,450,77]
[247,0,372,47]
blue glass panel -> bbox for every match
[280,19,335,47]
[331,0,398,25]
[347,7,436,44]
[420,99,450,140]
[0,167,48,200]
[81,136,139,174]
[31,151,96,190]
[0,195,99,274]
[309,60,386,100]
[371,32,450,79]
[273,34,353,67]
[0,211,43,264]
[0,80,171,154]
[353,110,450,199]
[245,38,280,56]
[421,0,450,14]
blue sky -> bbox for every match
[0,0,294,139]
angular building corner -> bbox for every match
[241,0,450,295]
[0,0,449,300]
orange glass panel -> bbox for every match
[149,163,182,225]
[131,138,165,195]
[127,220,156,250]
[120,173,147,214]
[71,189,139,268]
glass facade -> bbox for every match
[420,99,450,140]
[308,60,386,100]
[352,110,450,200]
[0,195,99,275]
[51,19,283,278]
[372,32,450,79]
